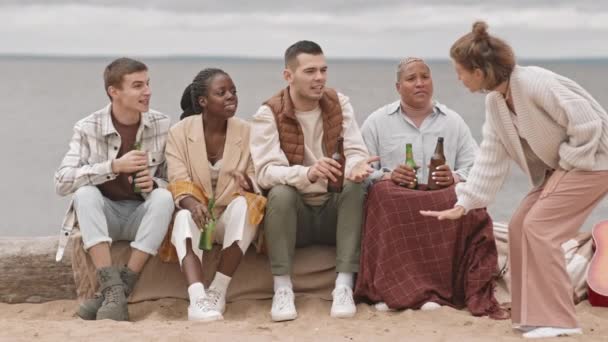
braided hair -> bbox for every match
[179,68,229,120]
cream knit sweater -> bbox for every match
[455,65,608,212]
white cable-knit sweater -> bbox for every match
[455,65,608,212]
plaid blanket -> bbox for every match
[355,180,501,317]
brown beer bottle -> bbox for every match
[327,137,346,193]
[404,143,418,189]
[427,137,446,190]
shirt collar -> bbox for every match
[387,100,446,116]
[100,103,152,136]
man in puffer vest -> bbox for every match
[250,40,377,322]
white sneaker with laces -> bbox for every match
[271,287,297,322]
[330,285,356,318]
[188,287,225,322]
[522,327,582,339]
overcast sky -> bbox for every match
[1,0,607,59]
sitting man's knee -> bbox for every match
[147,188,175,210]
[267,185,298,208]
[342,181,365,198]
[73,186,103,206]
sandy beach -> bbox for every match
[0,298,605,341]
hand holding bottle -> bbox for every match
[111,150,147,174]
[430,164,455,187]
[391,164,418,187]
[180,196,209,230]
[131,168,155,193]
[307,157,342,183]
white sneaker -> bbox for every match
[513,325,538,333]
[187,288,225,322]
[523,327,582,339]
[420,302,442,311]
[271,287,297,322]
[374,302,394,312]
[330,286,356,318]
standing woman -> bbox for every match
[166,68,262,321]
[421,21,608,338]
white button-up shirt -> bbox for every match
[361,100,479,184]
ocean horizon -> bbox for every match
[1,56,606,237]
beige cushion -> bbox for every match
[71,231,336,303]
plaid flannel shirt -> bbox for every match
[54,104,171,261]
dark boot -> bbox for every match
[77,266,139,320]
[95,266,129,321]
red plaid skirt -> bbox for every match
[355,180,501,316]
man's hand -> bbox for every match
[347,156,380,183]
[112,150,147,174]
[420,205,465,220]
[430,164,455,187]
[390,164,418,186]
[131,168,155,193]
[180,196,210,230]
[381,171,392,181]
[307,157,342,183]
[231,171,254,194]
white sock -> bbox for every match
[335,272,354,289]
[273,275,293,292]
[187,282,205,303]
[210,272,231,293]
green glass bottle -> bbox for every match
[198,197,216,251]
[132,142,142,193]
[404,143,418,189]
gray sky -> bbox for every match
[2,0,608,59]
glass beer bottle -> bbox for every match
[198,197,216,251]
[427,137,446,190]
[132,142,142,193]
[404,143,418,189]
[327,137,346,193]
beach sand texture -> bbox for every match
[0,298,606,341]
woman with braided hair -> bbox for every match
[165,68,264,321]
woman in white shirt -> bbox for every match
[422,21,608,339]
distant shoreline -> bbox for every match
[1,53,608,64]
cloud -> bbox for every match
[0,2,607,58]
[3,0,607,13]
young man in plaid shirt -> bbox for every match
[54,58,174,321]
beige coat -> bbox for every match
[165,115,259,217]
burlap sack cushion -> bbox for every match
[71,230,335,303]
